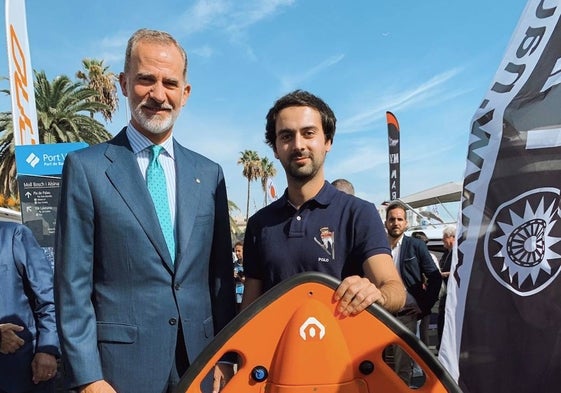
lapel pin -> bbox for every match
[196,178,201,183]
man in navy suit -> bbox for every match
[0,222,59,393]
[54,29,235,393]
[384,202,442,386]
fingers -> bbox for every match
[31,353,58,384]
[0,325,25,354]
[335,276,382,316]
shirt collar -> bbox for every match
[392,234,405,250]
[126,123,175,159]
[276,181,334,211]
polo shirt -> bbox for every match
[243,181,391,292]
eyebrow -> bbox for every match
[136,72,181,85]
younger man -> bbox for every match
[241,90,405,315]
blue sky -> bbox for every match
[1,0,528,219]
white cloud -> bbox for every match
[178,0,295,36]
[280,54,345,91]
[90,32,131,68]
[339,68,465,134]
[179,0,230,35]
[190,45,214,59]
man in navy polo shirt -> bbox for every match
[241,90,406,316]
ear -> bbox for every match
[119,73,128,97]
[181,83,192,107]
[325,138,332,152]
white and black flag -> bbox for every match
[439,1,561,392]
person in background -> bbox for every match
[233,241,245,314]
[410,231,440,348]
[54,28,235,393]
[437,225,456,350]
[0,222,59,393]
[385,203,442,387]
[331,178,355,195]
[241,89,406,316]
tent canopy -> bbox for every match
[398,181,462,209]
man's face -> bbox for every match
[385,207,408,239]
[443,234,455,250]
[119,41,191,142]
[273,106,331,182]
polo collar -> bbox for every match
[277,181,334,211]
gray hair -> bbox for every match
[443,225,456,238]
[124,28,188,78]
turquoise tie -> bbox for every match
[147,145,175,262]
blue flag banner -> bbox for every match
[439,1,561,392]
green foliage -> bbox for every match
[237,150,277,221]
[0,67,117,199]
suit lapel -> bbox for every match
[104,129,174,272]
[399,236,409,275]
[174,143,201,271]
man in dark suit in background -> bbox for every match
[0,222,59,393]
[385,202,442,387]
[54,29,235,393]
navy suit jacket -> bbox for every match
[0,222,59,393]
[398,235,442,316]
[54,129,236,393]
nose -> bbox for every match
[292,133,305,150]
[149,83,165,103]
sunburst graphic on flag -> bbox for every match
[485,188,561,296]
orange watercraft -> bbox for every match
[176,272,460,393]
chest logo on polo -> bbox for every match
[314,226,335,259]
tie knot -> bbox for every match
[150,145,164,159]
[150,145,164,162]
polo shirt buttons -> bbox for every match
[296,216,302,221]
[169,318,177,325]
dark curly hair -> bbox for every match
[265,90,336,150]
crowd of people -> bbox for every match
[0,28,458,393]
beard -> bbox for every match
[387,227,405,239]
[283,151,324,181]
[131,98,178,135]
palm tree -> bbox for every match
[0,71,113,198]
[259,157,277,206]
[34,71,112,144]
[76,58,119,122]
[228,199,243,241]
[237,150,261,221]
[0,110,16,200]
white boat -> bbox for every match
[396,181,461,253]
[0,206,22,223]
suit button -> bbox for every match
[169,318,177,325]
[174,284,180,290]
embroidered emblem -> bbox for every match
[314,226,335,259]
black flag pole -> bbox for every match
[386,111,400,200]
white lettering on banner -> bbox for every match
[42,153,67,162]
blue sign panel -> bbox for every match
[15,142,88,176]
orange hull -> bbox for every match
[176,272,460,393]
